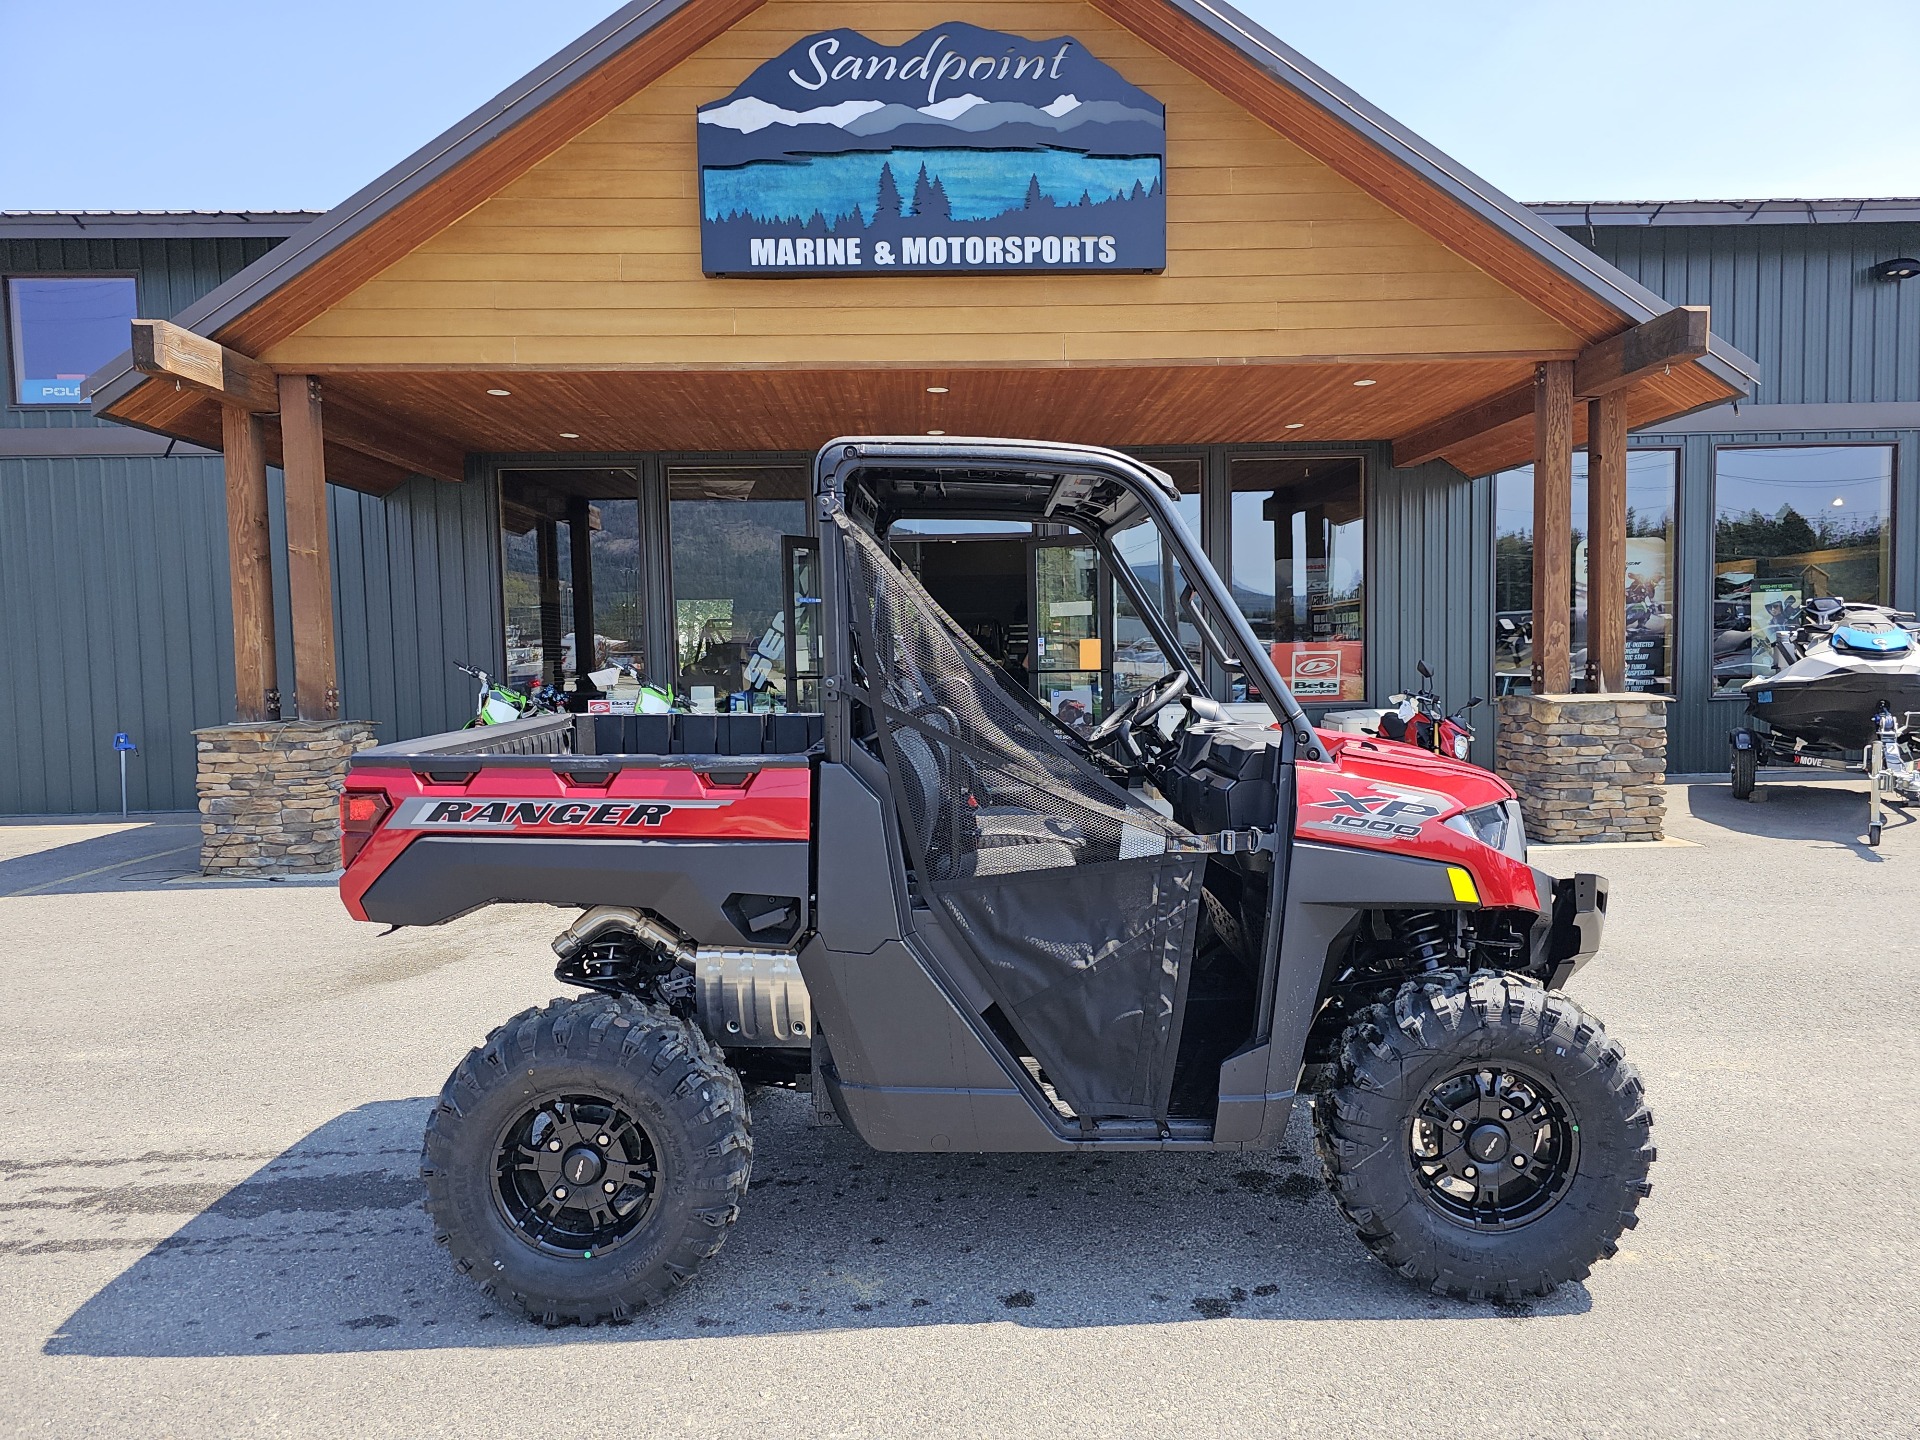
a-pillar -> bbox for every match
[568,495,600,698]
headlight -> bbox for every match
[1451,732,1471,759]
[1444,800,1527,860]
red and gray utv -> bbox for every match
[338,438,1649,1323]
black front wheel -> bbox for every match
[423,995,751,1324]
[1731,742,1757,800]
[1315,972,1654,1301]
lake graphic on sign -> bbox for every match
[696,23,1166,276]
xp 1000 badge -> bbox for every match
[1305,783,1445,841]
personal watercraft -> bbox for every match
[1741,596,1920,750]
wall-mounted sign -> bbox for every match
[697,23,1165,277]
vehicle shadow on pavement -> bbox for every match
[1681,779,1915,856]
[41,1093,1588,1356]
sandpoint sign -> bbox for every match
[696,23,1167,277]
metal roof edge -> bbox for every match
[0,211,323,239]
[1531,198,1920,228]
[1164,0,1672,326]
[1700,332,1762,396]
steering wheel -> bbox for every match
[1086,670,1191,750]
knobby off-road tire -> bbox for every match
[1314,971,1654,1301]
[422,994,751,1324]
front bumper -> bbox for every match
[1531,870,1608,989]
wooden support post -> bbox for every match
[1532,360,1575,695]
[536,518,564,687]
[279,374,341,721]
[1587,391,1630,694]
[567,496,599,697]
[221,406,279,721]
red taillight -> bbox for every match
[339,790,391,867]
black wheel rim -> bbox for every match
[1407,1064,1579,1232]
[492,1093,662,1259]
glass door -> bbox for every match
[665,465,809,712]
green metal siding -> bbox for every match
[1557,222,1920,775]
[1368,453,1497,766]
[0,458,501,814]
[1,236,282,429]
[1576,223,1920,406]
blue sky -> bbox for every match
[1,0,1915,211]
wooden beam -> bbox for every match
[220,407,279,721]
[279,374,341,721]
[1573,306,1710,399]
[1390,309,1711,468]
[1586,392,1629,693]
[321,390,467,484]
[130,319,278,412]
[1532,361,1575,695]
[1391,381,1534,468]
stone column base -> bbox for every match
[1495,694,1671,844]
[193,720,379,876]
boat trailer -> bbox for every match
[1731,702,1920,847]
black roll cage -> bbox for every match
[812,437,1330,764]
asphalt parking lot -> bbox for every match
[2,780,1915,1439]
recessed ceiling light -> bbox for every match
[1285,422,1305,430]
[559,432,580,439]
[487,388,512,397]
[1352,378,1377,387]
[927,386,949,394]
[927,429,946,436]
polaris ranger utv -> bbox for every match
[338,438,1648,1323]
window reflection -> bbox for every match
[668,466,809,711]
[1712,445,1893,695]
[1493,450,1677,696]
[1230,456,1365,704]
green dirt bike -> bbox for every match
[457,662,564,727]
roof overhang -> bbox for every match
[88,0,1756,483]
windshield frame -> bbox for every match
[816,438,1328,761]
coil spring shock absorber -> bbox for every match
[1393,910,1455,970]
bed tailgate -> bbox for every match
[338,754,813,935]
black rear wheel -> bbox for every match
[1315,972,1654,1301]
[1731,742,1757,800]
[423,995,750,1324]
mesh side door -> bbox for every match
[838,518,1205,1121]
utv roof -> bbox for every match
[819,437,1182,540]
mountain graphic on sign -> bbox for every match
[698,92,1164,136]
[695,23,1167,275]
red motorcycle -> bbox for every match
[1373,660,1483,762]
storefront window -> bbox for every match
[1493,450,1677,696]
[1712,445,1893,695]
[6,275,137,405]
[1229,455,1364,703]
[500,470,642,692]
[667,465,809,710]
